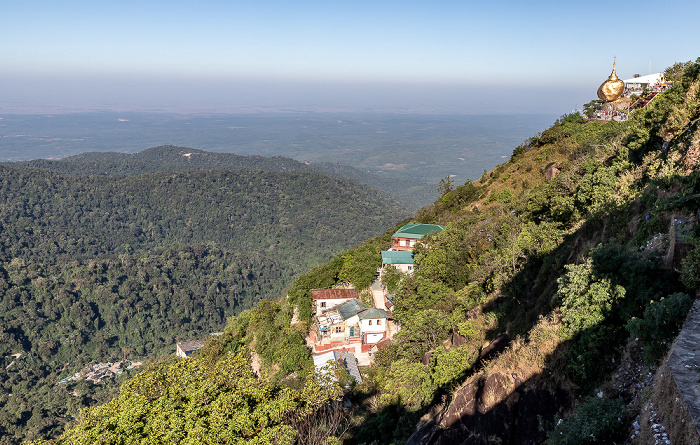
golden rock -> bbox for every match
[597,61,625,103]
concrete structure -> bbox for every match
[370,279,391,311]
[176,339,206,358]
[668,300,700,438]
[313,350,363,384]
[357,308,390,344]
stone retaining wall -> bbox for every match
[667,299,700,440]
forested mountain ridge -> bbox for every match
[0,166,405,268]
[30,58,700,445]
[0,164,410,444]
[12,145,435,209]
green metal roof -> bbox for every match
[381,250,414,265]
[358,308,390,320]
[337,299,366,320]
[391,223,445,239]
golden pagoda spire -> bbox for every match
[609,57,620,81]
[597,57,625,102]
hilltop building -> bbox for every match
[381,250,415,273]
[308,296,398,363]
[380,223,442,276]
[593,60,669,119]
[175,332,222,358]
[389,223,445,251]
[176,339,206,358]
[306,224,444,365]
[314,299,390,344]
[622,73,665,92]
[311,288,360,317]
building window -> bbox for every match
[408,266,413,271]
[409,240,415,247]
[334,326,342,334]
[368,320,372,325]
[377,319,382,325]
[320,302,326,308]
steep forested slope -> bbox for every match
[0,165,409,444]
[27,58,700,445]
[12,145,435,209]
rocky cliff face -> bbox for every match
[407,371,572,445]
[407,314,572,445]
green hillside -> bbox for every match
[21,57,700,445]
[0,166,410,444]
[0,166,406,268]
[13,146,435,209]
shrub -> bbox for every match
[556,257,628,388]
[566,325,621,388]
[510,143,527,161]
[380,264,403,294]
[379,359,435,410]
[338,243,382,290]
[491,188,513,205]
[627,292,692,360]
[557,259,625,335]
[430,345,479,387]
[681,240,700,291]
[547,396,627,445]
[557,112,584,125]
[627,293,692,341]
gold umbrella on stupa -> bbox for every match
[597,59,625,102]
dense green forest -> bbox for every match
[0,166,408,268]
[0,164,410,444]
[11,145,434,209]
[29,58,700,445]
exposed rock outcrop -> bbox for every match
[406,372,572,445]
[544,162,559,181]
[478,334,510,364]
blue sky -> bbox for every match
[2,0,699,114]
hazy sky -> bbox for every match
[2,1,698,114]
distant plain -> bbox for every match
[0,112,557,190]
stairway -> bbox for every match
[632,91,659,109]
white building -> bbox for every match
[381,250,415,274]
[314,299,391,345]
[623,73,664,91]
[311,288,359,317]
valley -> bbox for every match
[0,159,410,444]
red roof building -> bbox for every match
[311,288,360,317]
